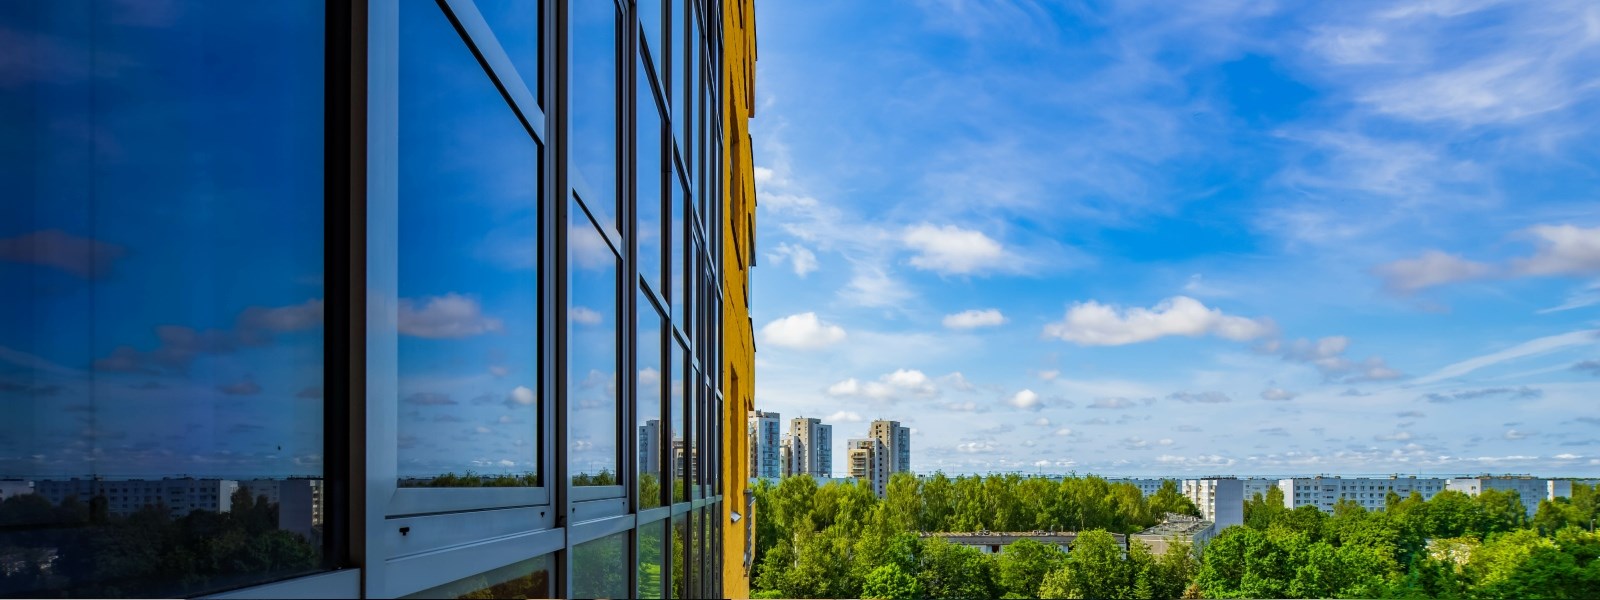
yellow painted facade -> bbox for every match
[720,0,757,597]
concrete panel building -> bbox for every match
[747,410,781,479]
[1447,476,1573,517]
[785,417,832,478]
[1183,478,1243,531]
[1280,476,1447,513]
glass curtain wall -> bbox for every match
[0,0,725,597]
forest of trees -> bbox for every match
[752,473,1600,599]
[0,488,322,598]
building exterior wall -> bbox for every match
[1280,476,1447,512]
[748,410,781,479]
[786,417,833,478]
[1447,477,1572,517]
[1183,478,1243,531]
[719,0,758,594]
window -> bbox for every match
[638,294,665,508]
[572,531,628,598]
[638,519,667,599]
[397,0,542,487]
[569,198,620,485]
[570,0,619,236]
[0,1,328,596]
[637,56,666,296]
[402,554,552,599]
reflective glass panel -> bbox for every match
[689,368,700,499]
[571,531,627,599]
[671,175,690,331]
[671,341,688,503]
[639,0,662,71]
[568,199,619,485]
[397,0,541,486]
[402,554,552,599]
[637,57,665,296]
[0,1,326,596]
[570,0,618,235]
[670,0,686,150]
[474,0,542,109]
[637,295,664,509]
[670,513,688,599]
[637,518,666,599]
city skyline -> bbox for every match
[749,1,1600,477]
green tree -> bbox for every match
[917,537,1000,600]
[1041,529,1129,599]
[997,538,1067,598]
[1149,479,1202,519]
[862,563,922,600]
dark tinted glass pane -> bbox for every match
[402,554,552,599]
[572,531,627,599]
[637,58,664,296]
[637,296,664,509]
[670,513,688,599]
[570,0,618,236]
[689,369,700,499]
[569,199,619,485]
[0,1,325,596]
[671,341,688,503]
[637,518,666,599]
[397,0,540,486]
[474,0,541,109]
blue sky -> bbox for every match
[749,0,1600,477]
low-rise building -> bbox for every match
[36,477,238,517]
[0,479,34,501]
[925,531,1127,555]
[1132,516,1215,556]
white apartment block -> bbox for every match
[240,478,325,540]
[0,479,34,501]
[1241,478,1278,502]
[36,478,238,517]
[1183,478,1243,531]
[785,417,832,478]
[1447,476,1573,517]
[747,410,781,479]
[639,419,663,477]
[1280,476,1446,513]
[1106,478,1167,498]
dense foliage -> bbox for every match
[0,488,321,598]
[752,472,1199,598]
[753,474,1600,599]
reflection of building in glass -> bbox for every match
[0,0,758,597]
[639,420,663,478]
[784,417,833,478]
[36,478,240,518]
[747,410,781,479]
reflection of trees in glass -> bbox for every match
[570,469,618,487]
[641,472,663,509]
[397,472,539,488]
[0,489,318,598]
[638,520,664,599]
[672,514,688,599]
[571,532,626,599]
[402,554,550,599]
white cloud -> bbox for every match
[1260,386,1298,401]
[508,386,535,406]
[827,368,939,401]
[1504,429,1532,441]
[1266,336,1404,383]
[1374,431,1414,442]
[1033,417,1051,427]
[1373,250,1494,294]
[957,441,998,453]
[940,372,978,392]
[942,308,1007,329]
[1158,438,1174,446]
[760,312,847,350]
[1037,369,1060,381]
[838,264,915,309]
[1087,397,1139,409]
[768,242,819,277]
[1412,329,1599,384]
[1008,389,1042,410]
[1054,428,1073,437]
[1044,296,1274,346]
[397,294,504,339]
[1168,391,1231,404]
[569,306,603,325]
[827,411,864,423]
[1513,224,1600,276]
[902,224,1012,275]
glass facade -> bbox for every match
[0,0,734,597]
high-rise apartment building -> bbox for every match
[1183,478,1244,531]
[748,410,782,479]
[846,420,911,496]
[0,0,756,597]
[1280,476,1447,513]
[785,417,833,478]
[1447,476,1573,517]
